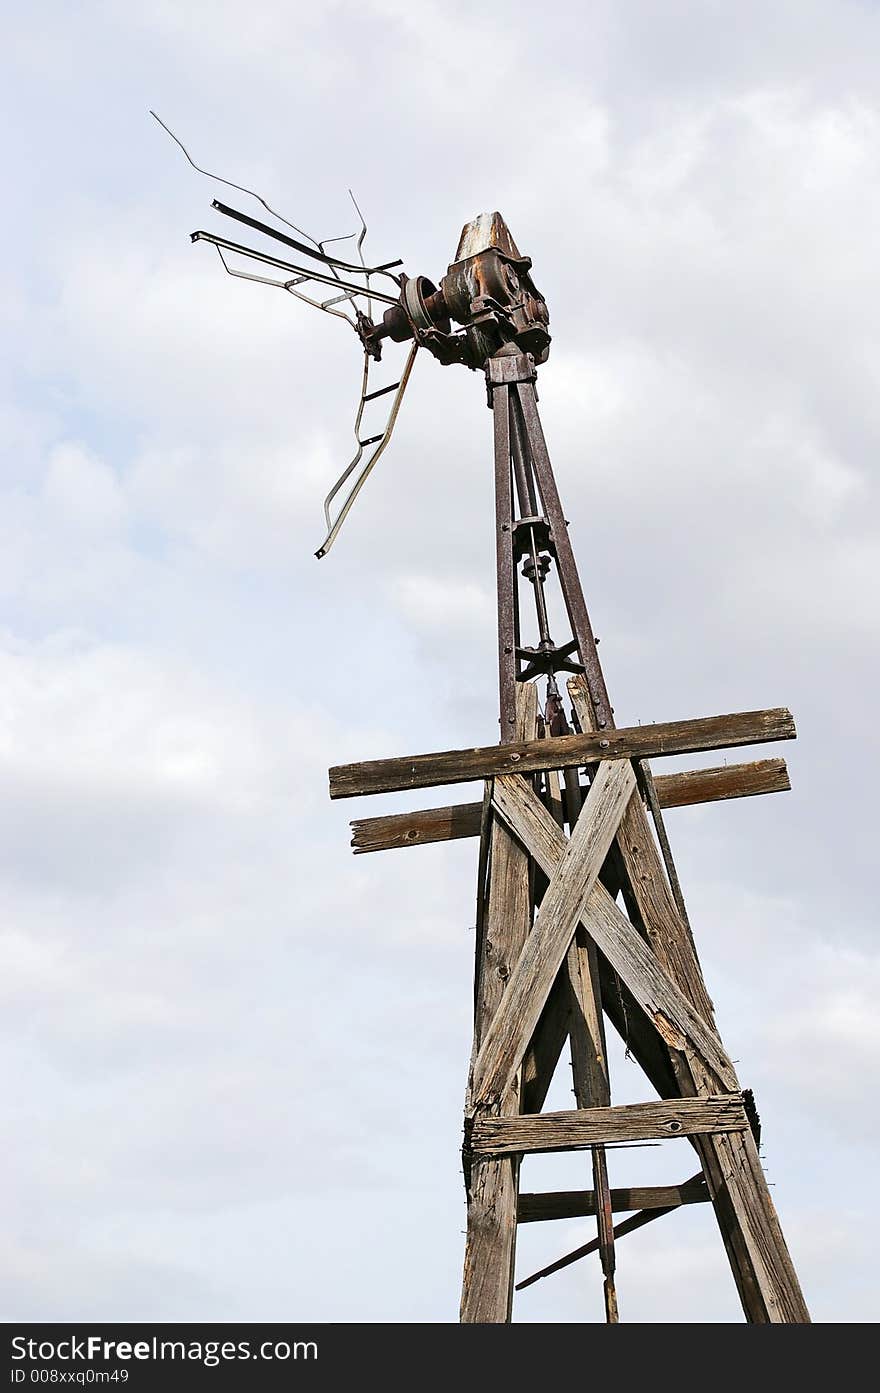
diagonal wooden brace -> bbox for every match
[491,774,738,1091]
[470,760,636,1108]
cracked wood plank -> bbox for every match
[349,758,790,854]
[460,683,537,1324]
[491,773,738,1090]
[330,709,795,799]
[471,1096,748,1156]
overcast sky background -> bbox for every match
[2,0,878,1323]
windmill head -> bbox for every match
[190,199,552,557]
[357,212,552,371]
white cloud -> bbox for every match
[0,634,317,803]
[2,0,878,1324]
[391,574,494,635]
[43,442,129,532]
[761,945,880,1141]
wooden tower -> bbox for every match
[329,215,810,1323]
[175,177,809,1321]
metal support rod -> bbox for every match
[510,393,539,516]
[491,382,518,736]
[526,530,553,648]
[554,701,618,1323]
[510,392,553,649]
[514,376,614,730]
[592,1145,619,1322]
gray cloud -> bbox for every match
[1,0,877,1323]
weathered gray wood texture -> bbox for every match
[470,1095,749,1155]
[520,973,572,1115]
[460,685,537,1324]
[516,1173,709,1291]
[518,1176,709,1222]
[330,708,795,799]
[471,761,635,1106]
[656,758,790,808]
[490,773,738,1089]
[567,680,810,1324]
[349,757,790,853]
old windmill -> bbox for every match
[157,114,809,1323]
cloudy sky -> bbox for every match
[2,0,878,1323]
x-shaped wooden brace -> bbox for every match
[468,760,736,1117]
[330,685,808,1321]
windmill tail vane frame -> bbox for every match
[153,111,552,556]
[158,113,811,1323]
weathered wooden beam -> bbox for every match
[520,975,571,1115]
[655,757,790,808]
[460,684,537,1325]
[330,709,796,800]
[349,757,790,853]
[518,1176,709,1223]
[352,801,483,853]
[598,952,680,1101]
[560,778,619,1320]
[491,773,738,1090]
[516,1176,708,1291]
[566,681,810,1324]
[470,1095,748,1157]
[519,860,625,1114]
[471,762,636,1107]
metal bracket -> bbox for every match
[512,515,552,560]
[485,352,537,406]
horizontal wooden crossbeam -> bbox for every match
[515,1175,709,1291]
[329,708,795,799]
[349,757,790,853]
[651,757,791,807]
[518,1176,709,1223]
[470,1095,748,1156]
[353,800,482,854]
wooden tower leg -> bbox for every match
[460,684,538,1323]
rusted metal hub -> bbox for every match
[357,212,551,369]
